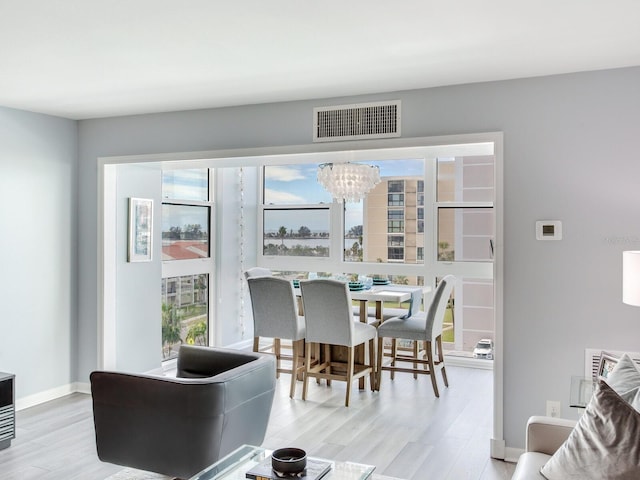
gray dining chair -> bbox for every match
[246,275,306,398]
[244,267,273,279]
[300,279,377,406]
[376,275,455,397]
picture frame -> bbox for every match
[128,197,153,262]
[597,351,619,380]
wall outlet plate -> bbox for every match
[546,400,561,418]
[536,220,562,240]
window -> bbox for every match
[388,235,404,246]
[256,144,496,358]
[388,180,404,193]
[387,209,404,233]
[262,208,330,257]
[387,193,404,206]
[388,247,404,261]
[161,274,209,359]
[161,168,213,361]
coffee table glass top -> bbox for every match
[189,444,375,480]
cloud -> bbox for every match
[264,165,306,182]
[264,189,306,204]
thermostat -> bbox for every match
[536,220,562,240]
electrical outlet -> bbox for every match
[546,400,561,418]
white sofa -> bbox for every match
[511,416,577,480]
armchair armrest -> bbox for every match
[525,415,577,455]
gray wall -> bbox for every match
[0,106,78,401]
[115,164,162,371]
[62,65,640,449]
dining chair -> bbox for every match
[299,279,377,406]
[246,276,306,398]
[244,267,273,279]
[376,275,455,397]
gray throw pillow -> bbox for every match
[540,381,640,480]
[606,353,640,395]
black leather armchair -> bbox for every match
[90,346,276,479]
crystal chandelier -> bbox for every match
[317,162,381,203]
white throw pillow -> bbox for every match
[540,381,640,480]
[605,353,640,393]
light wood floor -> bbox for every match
[0,365,515,480]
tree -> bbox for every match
[348,225,363,237]
[298,225,311,238]
[161,302,182,358]
[278,226,287,245]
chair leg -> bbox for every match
[390,339,397,380]
[425,340,440,397]
[412,340,419,379]
[376,337,384,391]
[345,347,354,407]
[289,339,300,398]
[437,335,449,387]
[302,342,312,401]
[253,336,260,353]
[369,338,376,391]
[274,338,281,378]
[324,344,332,386]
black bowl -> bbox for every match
[271,447,307,475]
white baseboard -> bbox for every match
[504,446,524,464]
[445,355,494,370]
[16,382,90,411]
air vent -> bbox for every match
[584,348,640,379]
[313,100,401,142]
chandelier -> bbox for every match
[317,162,381,203]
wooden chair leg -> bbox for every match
[302,342,312,401]
[412,340,419,379]
[390,339,397,380]
[425,341,440,397]
[376,337,384,391]
[289,340,300,398]
[274,338,281,378]
[253,336,260,353]
[324,344,332,386]
[437,335,449,387]
[369,338,376,391]
[345,347,354,407]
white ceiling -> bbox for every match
[2,1,640,120]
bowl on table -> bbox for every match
[271,447,307,475]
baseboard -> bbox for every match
[504,446,524,463]
[445,355,493,370]
[16,382,90,411]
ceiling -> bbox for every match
[2,1,640,120]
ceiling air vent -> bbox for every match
[313,100,401,142]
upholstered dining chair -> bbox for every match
[376,275,455,397]
[299,279,377,406]
[244,266,273,279]
[246,275,306,398]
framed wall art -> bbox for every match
[128,197,153,262]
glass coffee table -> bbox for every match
[189,444,376,480]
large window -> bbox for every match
[161,168,213,360]
[258,147,495,356]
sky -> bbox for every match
[160,159,426,233]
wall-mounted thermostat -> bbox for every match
[536,220,562,240]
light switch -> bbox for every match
[536,220,562,240]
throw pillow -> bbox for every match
[540,381,640,480]
[606,353,640,394]
[620,386,640,412]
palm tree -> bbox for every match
[278,226,287,246]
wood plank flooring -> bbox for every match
[0,365,515,480]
